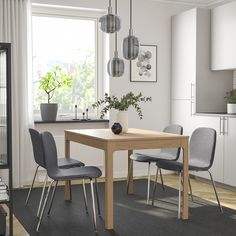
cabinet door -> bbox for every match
[223,118,236,186]
[193,116,224,183]
[171,99,195,136]
[171,9,197,100]
[211,2,236,70]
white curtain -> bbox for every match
[0,0,34,187]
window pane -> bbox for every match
[32,15,97,115]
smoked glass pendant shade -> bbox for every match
[107,56,124,77]
[99,14,121,33]
[99,0,121,34]
[123,34,139,60]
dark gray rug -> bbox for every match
[13,179,236,236]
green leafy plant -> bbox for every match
[225,89,236,104]
[92,92,152,119]
[38,66,73,103]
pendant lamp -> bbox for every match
[99,0,121,34]
[123,0,139,60]
[107,0,124,77]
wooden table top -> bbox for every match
[65,128,188,142]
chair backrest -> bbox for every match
[41,131,59,175]
[29,128,46,168]
[190,127,216,169]
[160,124,183,160]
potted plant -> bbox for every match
[225,89,236,114]
[92,92,151,132]
[39,66,73,121]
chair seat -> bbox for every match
[49,166,102,180]
[58,158,85,168]
[156,159,210,172]
[130,152,177,163]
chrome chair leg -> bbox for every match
[178,171,182,219]
[208,171,223,213]
[152,167,159,206]
[82,179,88,214]
[90,179,97,232]
[47,180,58,216]
[188,177,194,202]
[37,173,48,217]
[95,178,101,217]
[127,159,133,194]
[147,162,151,204]
[159,168,165,191]
[25,165,39,205]
[36,180,54,232]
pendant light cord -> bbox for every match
[129,0,133,35]
[108,0,112,14]
[115,0,118,56]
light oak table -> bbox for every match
[64,128,189,230]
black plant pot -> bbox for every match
[111,123,122,135]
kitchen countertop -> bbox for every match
[195,112,236,117]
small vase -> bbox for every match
[116,111,128,133]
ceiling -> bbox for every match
[153,0,233,7]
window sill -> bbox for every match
[34,118,109,124]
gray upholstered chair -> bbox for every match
[36,131,102,232]
[26,128,85,217]
[152,127,222,218]
[127,124,183,204]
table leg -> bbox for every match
[127,150,134,194]
[105,147,113,229]
[64,139,72,201]
[182,139,189,220]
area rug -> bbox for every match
[13,179,236,236]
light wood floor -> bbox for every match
[12,174,236,235]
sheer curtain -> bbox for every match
[0,0,34,187]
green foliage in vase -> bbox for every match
[225,89,236,104]
[92,92,152,119]
[38,66,73,103]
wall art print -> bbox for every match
[130,44,157,82]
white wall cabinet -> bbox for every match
[211,1,236,70]
[171,8,232,113]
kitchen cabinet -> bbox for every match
[211,1,236,70]
[193,115,236,187]
[194,115,224,183]
[171,8,232,113]
[171,99,195,136]
[223,117,236,186]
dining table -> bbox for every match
[64,128,189,230]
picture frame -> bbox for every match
[130,44,157,82]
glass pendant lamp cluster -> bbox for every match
[99,0,140,78]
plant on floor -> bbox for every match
[92,92,152,119]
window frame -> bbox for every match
[32,4,107,119]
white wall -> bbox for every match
[31,0,191,183]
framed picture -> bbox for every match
[130,44,157,82]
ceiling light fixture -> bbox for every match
[99,0,121,34]
[107,0,124,77]
[122,0,140,60]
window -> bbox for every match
[32,5,107,118]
